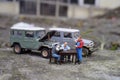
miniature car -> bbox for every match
[10,22,58,58]
[49,28,95,56]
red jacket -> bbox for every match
[76,39,84,48]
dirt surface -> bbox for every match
[0,49,120,80]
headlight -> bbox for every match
[89,42,94,47]
[52,42,60,47]
[85,42,94,48]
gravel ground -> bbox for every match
[0,49,120,80]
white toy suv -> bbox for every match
[49,28,96,56]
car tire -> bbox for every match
[88,51,92,56]
[41,48,49,58]
[82,48,89,57]
[13,44,22,54]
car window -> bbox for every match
[74,32,80,39]
[25,31,34,38]
[11,30,14,35]
[64,32,72,38]
[53,31,60,37]
[10,30,14,35]
[36,30,45,38]
[17,31,22,36]
[12,30,22,36]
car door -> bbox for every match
[50,31,62,44]
[22,31,37,49]
[62,32,75,49]
[10,30,23,46]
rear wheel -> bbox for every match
[13,44,22,54]
[82,48,89,57]
[41,48,49,58]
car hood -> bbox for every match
[82,39,93,44]
[42,40,59,48]
[43,40,59,45]
[39,30,56,41]
[82,39,94,47]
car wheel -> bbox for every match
[13,44,22,54]
[41,48,49,58]
[82,48,89,57]
[88,51,93,56]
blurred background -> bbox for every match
[0,0,120,19]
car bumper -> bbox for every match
[89,47,98,53]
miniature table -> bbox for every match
[59,50,77,64]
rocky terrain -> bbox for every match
[0,49,120,80]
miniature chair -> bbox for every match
[49,51,58,64]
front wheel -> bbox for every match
[88,51,93,56]
[41,48,49,58]
[82,48,89,57]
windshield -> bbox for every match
[36,30,46,39]
[73,32,80,39]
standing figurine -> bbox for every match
[75,36,84,64]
